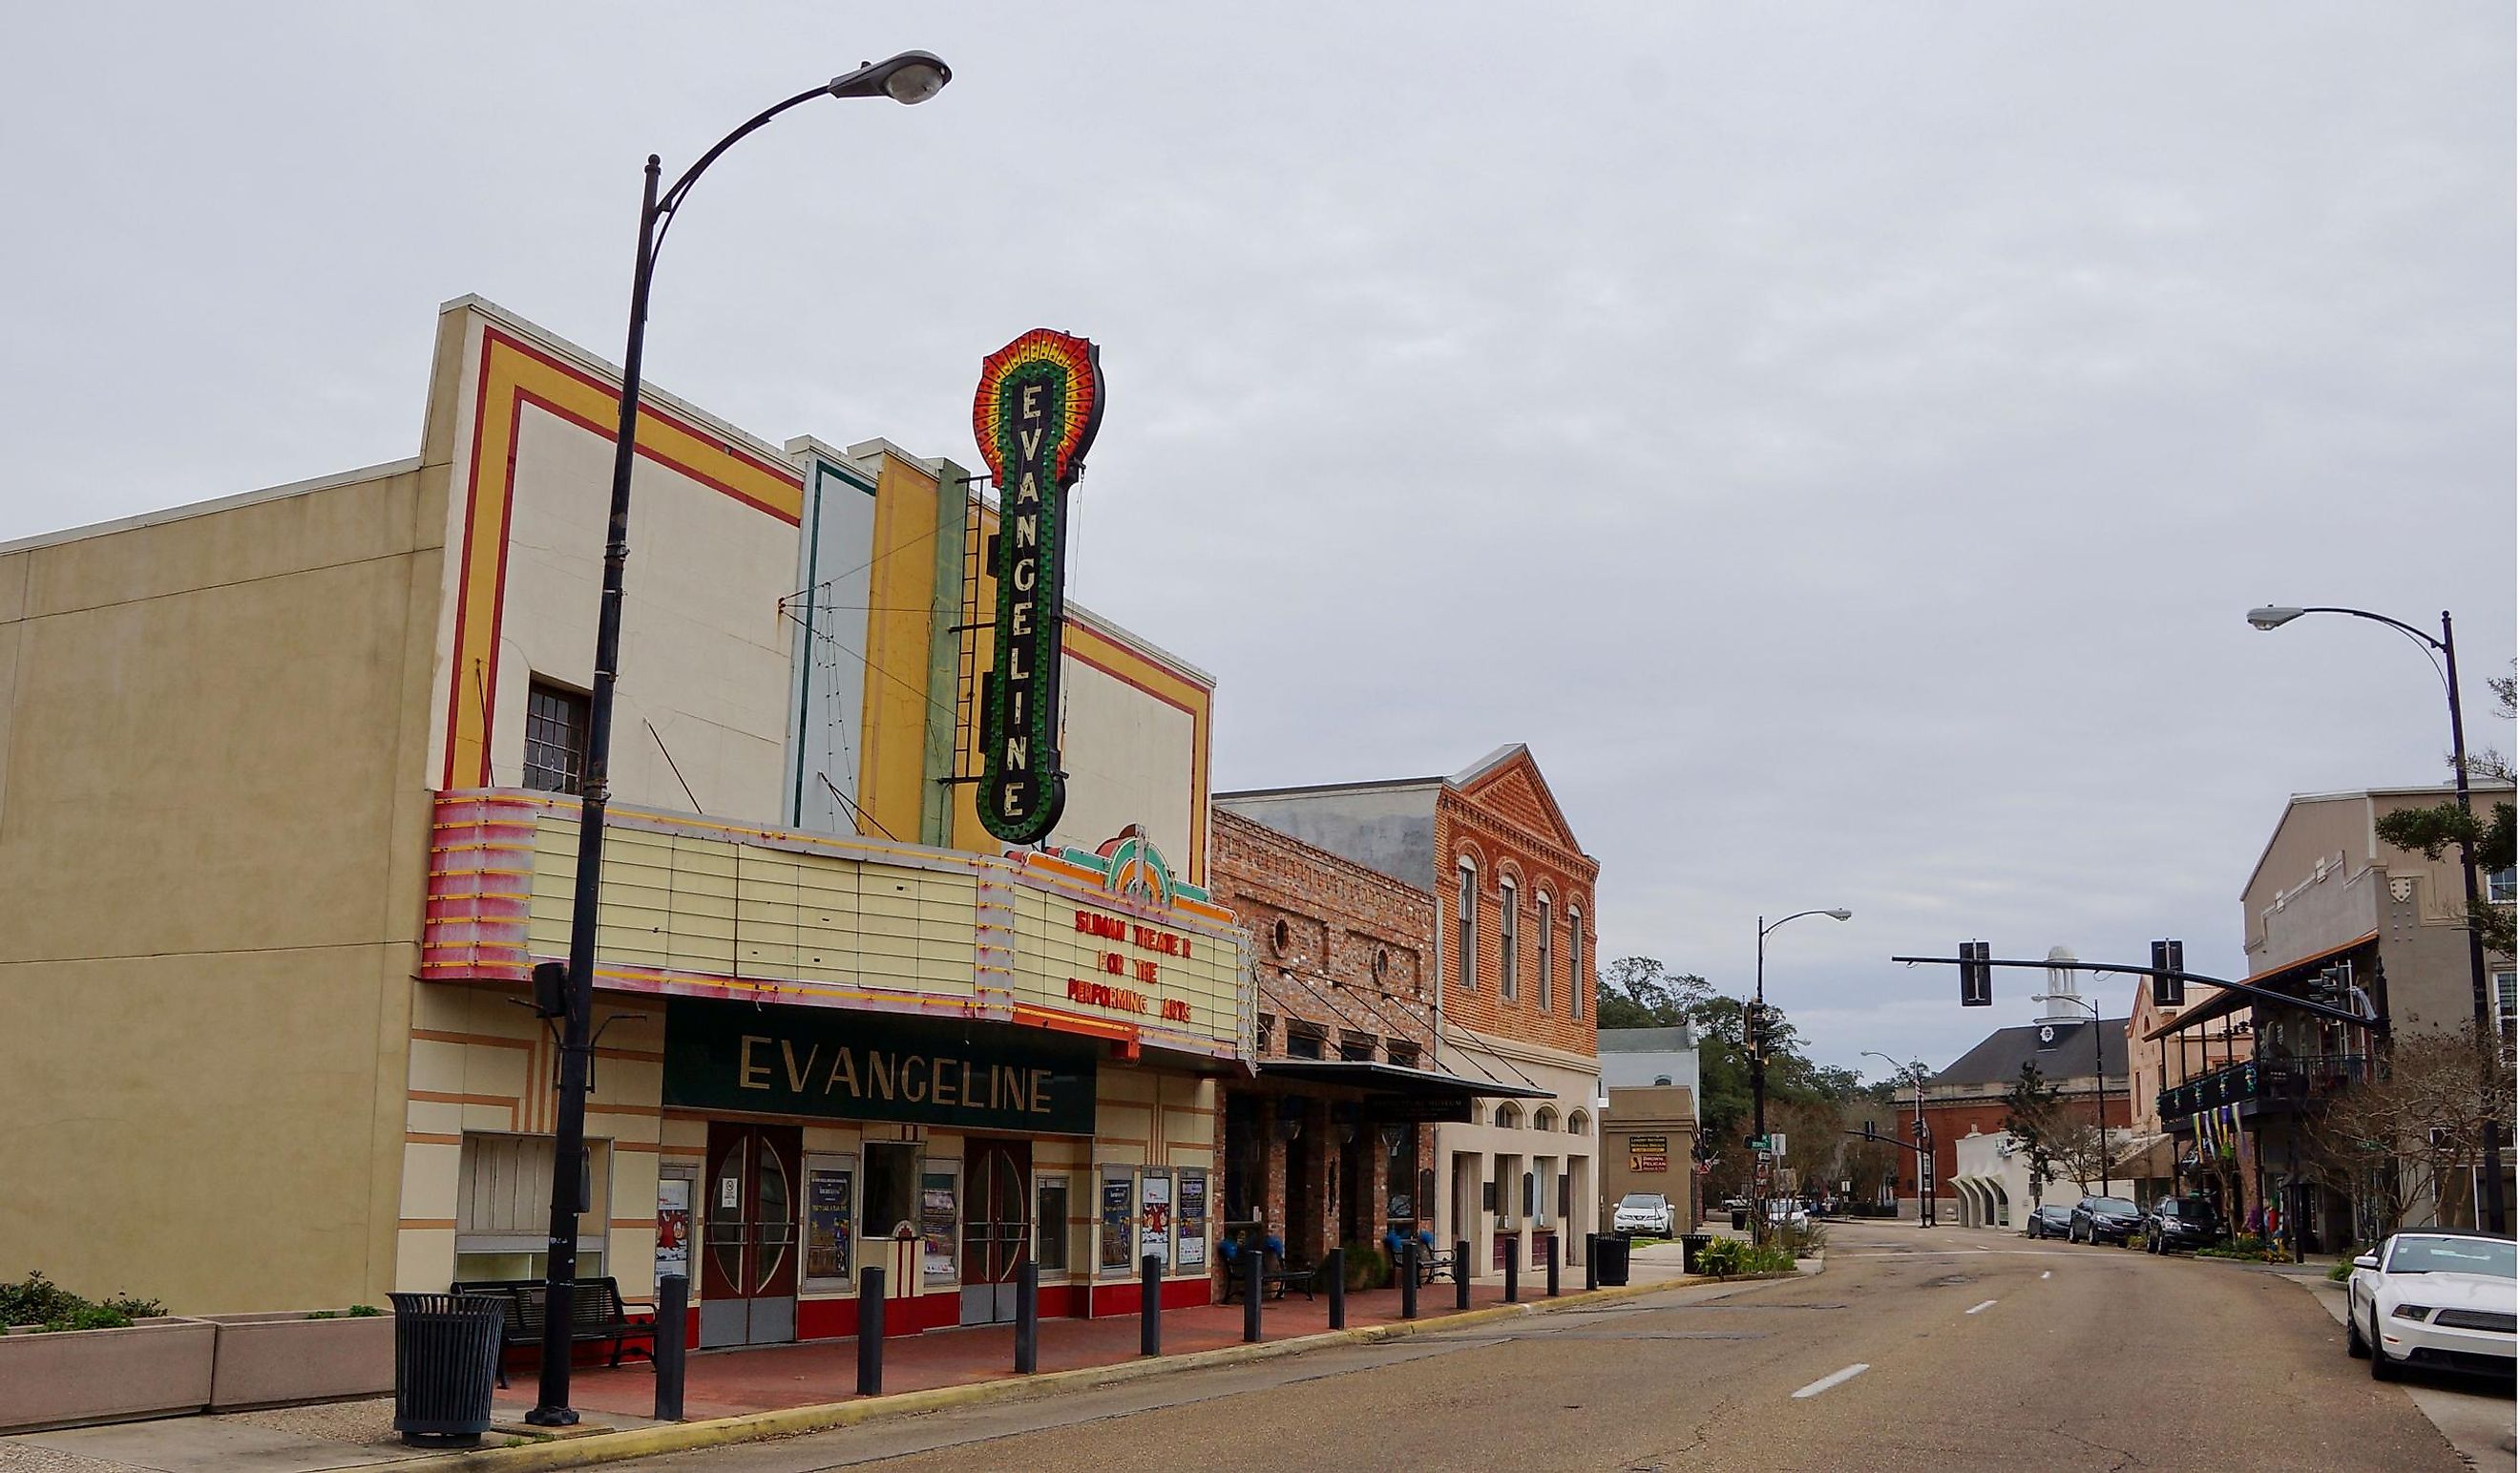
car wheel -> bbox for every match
[2346,1310,2369,1359]
[2368,1311,2399,1381]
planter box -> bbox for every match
[204,1311,396,1411]
[0,1316,215,1433]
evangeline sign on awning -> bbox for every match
[662,998,1099,1135]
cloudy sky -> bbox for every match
[5,4,2510,1075]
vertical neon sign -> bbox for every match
[973,328,1104,844]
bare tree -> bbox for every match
[2305,1022,2518,1238]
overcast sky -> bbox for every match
[5,4,2511,1076]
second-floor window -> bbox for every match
[1456,860,1477,994]
[1567,907,1584,1020]
[1500,877,1519,1000]
[2491,867,2516,905]
[2495,968,2516,1047]
[524,680,590,795]
[1535,894,1554,1013]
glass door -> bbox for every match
[958,1139,1032,1325]
[698,1122,801,1347]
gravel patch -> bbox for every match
[0,1442,150,1473]
[219,1397,402,1451]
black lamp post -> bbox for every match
[2028,989,2111,1200]
[1750,907,1850,1239]
[2245,603,2505,1236]
[528,52,952,1428]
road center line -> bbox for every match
[1965,1299,1999,1315]
[1791,1363,1871,1399]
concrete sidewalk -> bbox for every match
[0,1265,1734,1473]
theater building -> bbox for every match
[0,296,1248,1341]
[1216,745,1602,1279]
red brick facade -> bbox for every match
[1208,810,1438,1268]
[1920,1092,2134,1196]
[1437,752,1599,1057]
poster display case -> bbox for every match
[803,1153,855,1292]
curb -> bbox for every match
[396,1269,1806,1472]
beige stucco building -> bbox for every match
[2144,783,2517,1246]
[0,298,1247,1346]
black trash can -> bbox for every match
[1731,1207,1748,1231]
[388,1293,505,1447]
[1680,1232,1712,1274]
[1596,1232,1631,1287]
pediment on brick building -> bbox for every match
[1447,743,1585,854]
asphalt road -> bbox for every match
[628,1220,2496,1473]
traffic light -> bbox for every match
[1744,1001,1775,1058]
[1862,1121,1878,1142]
[1961,940,1993,1006]
[2151,939,2185,1008]
[2309,964,2349,1003]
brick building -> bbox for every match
[1217,744,1601,1279]
[1920,993,2134,1215]
[1207,810,1522,1279]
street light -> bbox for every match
[2244,602,2503,1235]
[1750,908,1852,1238]
[2027,990,2112,1200]
[530,53,954,1429]
[1859,1049,1931,1226]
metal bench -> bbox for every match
[451,1277,653,1387]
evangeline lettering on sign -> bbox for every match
[737,1036,1057,1115]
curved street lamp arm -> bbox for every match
[651,84,835,259]
[1761,907,1844,937]
[2292,605,2446,653]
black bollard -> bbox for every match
[1014,1258,1039,1375]
[1454,1239,1471,1311]
[1243,1241,1263,1342]
[1547,1237,1561,1297]
[1399,1239,1418,1320]
[1584,1232,1599,1293]
[1504,1235,1520,1303]
[1328,1250,1346,1330]
[855,1266,885,1396]
[652,1273,687,1422]
[1140,1254,1162,1357]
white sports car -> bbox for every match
[2344,1230,2516,1380]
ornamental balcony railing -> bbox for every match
[2159,1053,2367,1122]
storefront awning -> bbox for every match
[1253,1059,1552,1106]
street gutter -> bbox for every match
[402,1265,1816,1472]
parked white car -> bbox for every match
[1764,1199,1810,1231]
[1612,1192,1675,1236]
[2344,1230,2516,1380]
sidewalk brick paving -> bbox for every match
[492,1281,1526,1423]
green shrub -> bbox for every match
[2195,1233,2273,1262]
[2326,1258,2356,1282]
[37,1305,133,1334]
[1693,1238,1796,1278]
[1695,1237,1748,1277]
[346,1304,385,1317]
[1338,1243,1391,1292]
[0,1272,159,1330]
[1,1272,87,1328]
